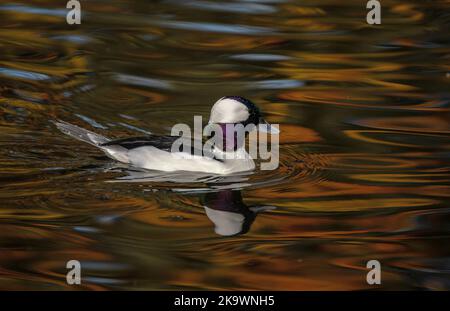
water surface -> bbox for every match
[0,0,449,290]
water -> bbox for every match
[0,0,449,290]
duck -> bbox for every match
[55,96,279,175]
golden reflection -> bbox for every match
[0,0,449,291]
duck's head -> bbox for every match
[208,96,279,134]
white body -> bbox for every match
[126,146,255,174]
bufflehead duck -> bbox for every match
[55,96,278,175]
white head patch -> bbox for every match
[209,97,250,124]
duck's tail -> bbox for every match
[54,120,130,163]
[54,120,110,146]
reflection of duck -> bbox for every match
[55,96,278,175]
[203,190,275,236]
[97,166,276,236]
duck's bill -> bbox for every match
[258,118,280,134]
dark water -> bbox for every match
[0,0,449,290]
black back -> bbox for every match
[101,134,221,161]
[101,135,178,151]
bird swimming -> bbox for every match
[55,96,279,175]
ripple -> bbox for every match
[168,0,277,14]
[155,20,276,35]
[83,277,127,285]
[51,34,92,44]
[344,130,450,148]
[348,116,450,134]
[103,145,331,200]
[0,67,51,81]
[252,79,304,89]
[73,226,102,234]
[0,4,66,17]
[0,0,449,291]
[75,114,108,129]
[230,53,291,61]
[118,122,152,134]
[113,73,174,90]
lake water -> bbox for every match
[0,0,449,290]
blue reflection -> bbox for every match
[114,73,173,90]
[168,0,277,14]
[0,4,66,17]
[51,35,91,44]
[0,67,50,81]
[253,79,304,89]
[230,53,291,61]
[75,114,108,129]
[156,20,275,35]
